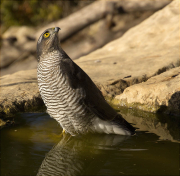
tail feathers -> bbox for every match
[91,116,135,135]
[112,114,135,135]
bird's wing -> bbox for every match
[60,58,117,121]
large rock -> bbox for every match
[0,70,44,118]
[75,0,180,99]
[35,0,172,40]
[1,0,172,76]
[117,0,172,12]
[119,107,179,141]
[0,0,179,126]
[1,26,36,68]
[113,67,180,115]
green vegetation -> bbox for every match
[1,0,83,32]
[1,0,62,28]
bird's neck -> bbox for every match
[39,50,62,67]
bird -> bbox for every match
[37,133,128,176]
[37,27,135,136]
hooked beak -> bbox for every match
[54,27,60,32]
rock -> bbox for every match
[2,26,36,44]
[1,0,172,76]
[0,0,179,126]
[1,55,37,76]
[35,0,116,41]
[113,67,180,115]
[116,0,172,12]
[75,0,180,99]
[1,26,36,70]
[0,70,44,120]
[118,107,179,141]
[36,0,172,41]
[0,119,6,127]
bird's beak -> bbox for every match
[55,27,60,32]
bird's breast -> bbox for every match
[37,56,96,135]
[37,62,67,106]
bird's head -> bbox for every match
[37,27,60,62]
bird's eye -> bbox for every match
[43,33,50,38]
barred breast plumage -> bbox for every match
[37,27,135,136]
[37,51,94,135]
[37,134,128,176]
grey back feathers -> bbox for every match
[37,27,135,136]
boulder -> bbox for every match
[35,0,172,41]
[116,0,172,12]
[119,107,179,141]
[0,70,44,119]
[75,0,180,102]
[2,26,36,44]
[1,26,36,69]
[113,67,180,115]
[1,0,172,76]
[0,0,179,127]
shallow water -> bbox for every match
[1,111,180,176]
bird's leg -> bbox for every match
[50,129,66,140]
[58,129,65,137]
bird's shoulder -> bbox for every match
[60,57,117,121]
[60,57,85,89]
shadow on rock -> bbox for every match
[157,91,180,116]
[37,133,129,176]
[119,107,180,142]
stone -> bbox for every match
[0,70,44,119]
[118,107,179,141]
[113,67,180,115]
[1,0,172,76]
[116,0,172,12]
[2,26,36,44]
[75,0,180,100]
[0,119,6,127]
[0,0,179,127]
[1,26,36,70]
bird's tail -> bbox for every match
[111,114,135,135]
[91,115,135,135]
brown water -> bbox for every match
[1,111,180,176]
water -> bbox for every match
[1,110,180,176]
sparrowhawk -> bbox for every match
[37,27,135,136]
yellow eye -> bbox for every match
[43,33,50,38]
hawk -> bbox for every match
[37,27,135,136]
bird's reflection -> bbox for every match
[37,133,129,176]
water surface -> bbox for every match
[1,111,179,175]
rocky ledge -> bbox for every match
[0,0,179,126]
[76,0,180,115]
[0,70,44,123]
[113,67,180,115]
